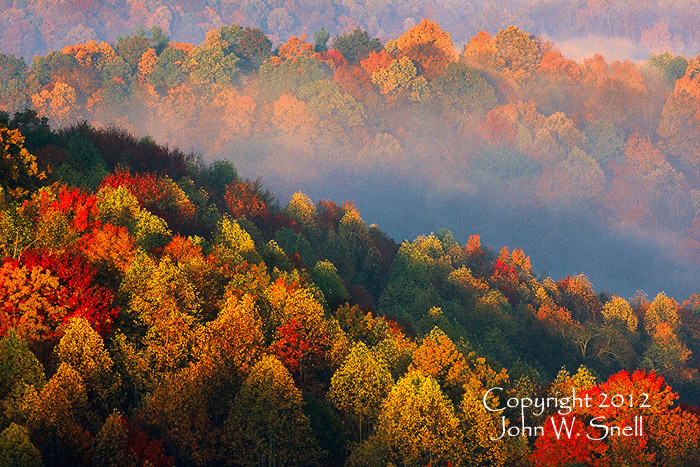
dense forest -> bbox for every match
[1,106,700,464]
[5,20,700,298]
[3,14,700,467]
[2,0,700,61]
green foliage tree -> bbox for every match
[313,27,330,53]
[148,46,185,90]
[432,62,496,116]
[0,423,42,467]
[312,260,349,309]
[647,52,688,82]
[93,410,131,467]
[331,28,382,63]
[185,28,240,86]
[116,32,151,70]
[0,54,30,113]
[259,55,330,99]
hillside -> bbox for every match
[1,111,700,465]
[4,20,700,297]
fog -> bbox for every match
[6,1,700,301]
[247,166,695,301]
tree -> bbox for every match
[194,293,264,377]
[271,93,317,135]
[658,70,700,171]
[642,322,694,382]
[147,46,185,90]
[0,126,44,199]
[28,363,91,465]
[583,120,625,169]
[396,19,457,80]
[371,57,427,101]
[331,28,382,63]
[556,274,601,322]
[225,355,321,466]
[644,292,679,335]
[140,361,216,465]
[313,27,330,53]
[233,27,272,72]
[214,217,260,265]
[211,88,256,144]
[184,28,239,86]
[0,53,30,113]
[460,380,513,467]
[224,180,269,221]
[536,147,605,208]
[378,241,439,325]
[327,342,392,443]
[0,251,118,346]
[409,327,468,402]
[146,26,169,55]
[312,260,349,310]
[602,296,638,332]
[93,410,131,467]
[432,62,496,117]
[137,48,157,84]
[54,317,120,423]
[285,191,317,229]
[31,82,78,128]
[259,54,330,99]
[61,40,116,71]
[0,331,45,399]
[532,369,700,466]
[117,33,151,71]
[493,25,545,84]
[647,52,688,82]
[101,168,196,232]
[461,31,505,75]
[0,423,42,467]
[362,371,464,466]
[0,331,45,429]
[30,52,78,87]
[296,79,366,128]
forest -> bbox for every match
[2,15,700,467]
[3,0,700,61]
[4,18,700,296]
[1,105,700,466]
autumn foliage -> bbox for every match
[2,17,700,467]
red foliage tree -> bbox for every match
[100,168,195,231]
[270,316,327,390]
[124,417,174,467]
[491,259,519,304]
[0,250,118,345]
[532,370,700,466]
[223,180,269,220]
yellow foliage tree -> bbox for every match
[602,296,638,332]
[0,126,45,199]
[368,371,464,466]
[225,355,322,465]
[327,342,393,442]
[395,19,457,80]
